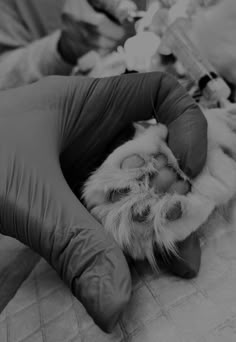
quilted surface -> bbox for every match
[1,206,236,342]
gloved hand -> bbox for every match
[57,0,137,65]
[0,72,207,332]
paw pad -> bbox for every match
[165,201,183,221]
[153,153,168,169]
[151,167,178,193]
[168,180,191,195]
[121,154,145,169]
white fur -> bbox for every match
[82,106,236,268]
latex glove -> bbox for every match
[0,72,207,332]
[57,0,137,65]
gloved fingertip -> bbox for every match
[158,233,201,279]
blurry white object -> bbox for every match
[136,2,161,32]
[159,0,178,7]
[189,0,236,85]
[87,52,127,77]
[168,0,190,24]
[123,32,160,71]
[72,30,161,77]
[74,51,101,74]
[72,50,126,77]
